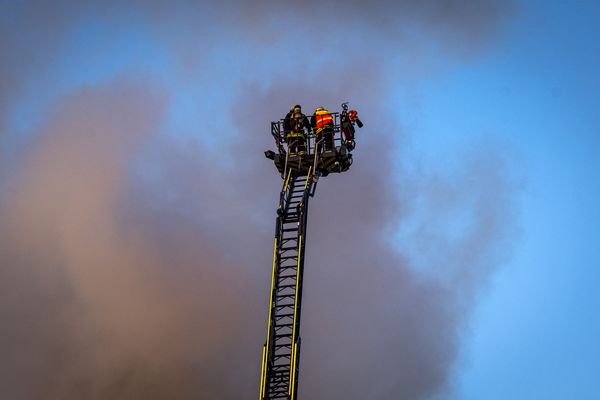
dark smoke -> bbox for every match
[0,1,520,399]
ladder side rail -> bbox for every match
[288,172,313,399]
[280,169,294,207]
[313,137,323,174]
[282,173,298,218]
[261,211,284,400]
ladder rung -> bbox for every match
[279,261,297,268]
[271,369,290,378]
[270,389,291,396]
[270,390,291,396]
[275,294,295,300]
[279,260,298,268]
[278,264,296,269]
[280,246,298,251]
[277,284,296,290]
[269,377,289,383]
[270,375,291,381]
[270,389,290,395]
[271,363,291,370]
[279,247,298,255]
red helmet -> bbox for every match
[348,110,358,122]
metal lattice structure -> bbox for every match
[259,104,362,399]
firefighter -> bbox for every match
[341,107,363,151]
[284,105,311,155]
[311,106,335,153]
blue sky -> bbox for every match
[1,1,599,399]
[431,2,600,398]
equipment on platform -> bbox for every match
[260,103,363,399]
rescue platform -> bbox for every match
[265,107,359,178]
[267,145,353,177]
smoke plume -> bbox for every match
[0,1,520,399]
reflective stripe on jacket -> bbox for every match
[314,109,333,132]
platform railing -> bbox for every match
[271,112,345,157]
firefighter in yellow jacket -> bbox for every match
[311,106,335,153]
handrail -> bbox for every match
[282,140,292,180]
[313,137,323,176]
[272,112,343,157]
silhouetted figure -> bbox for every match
[284,105,311,155]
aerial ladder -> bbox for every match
[259,104,363,399]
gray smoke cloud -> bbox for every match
[0,1,520,399]
[230,70,521,399]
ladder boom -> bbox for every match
[260,168,315,399]
[260,102,361,399]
